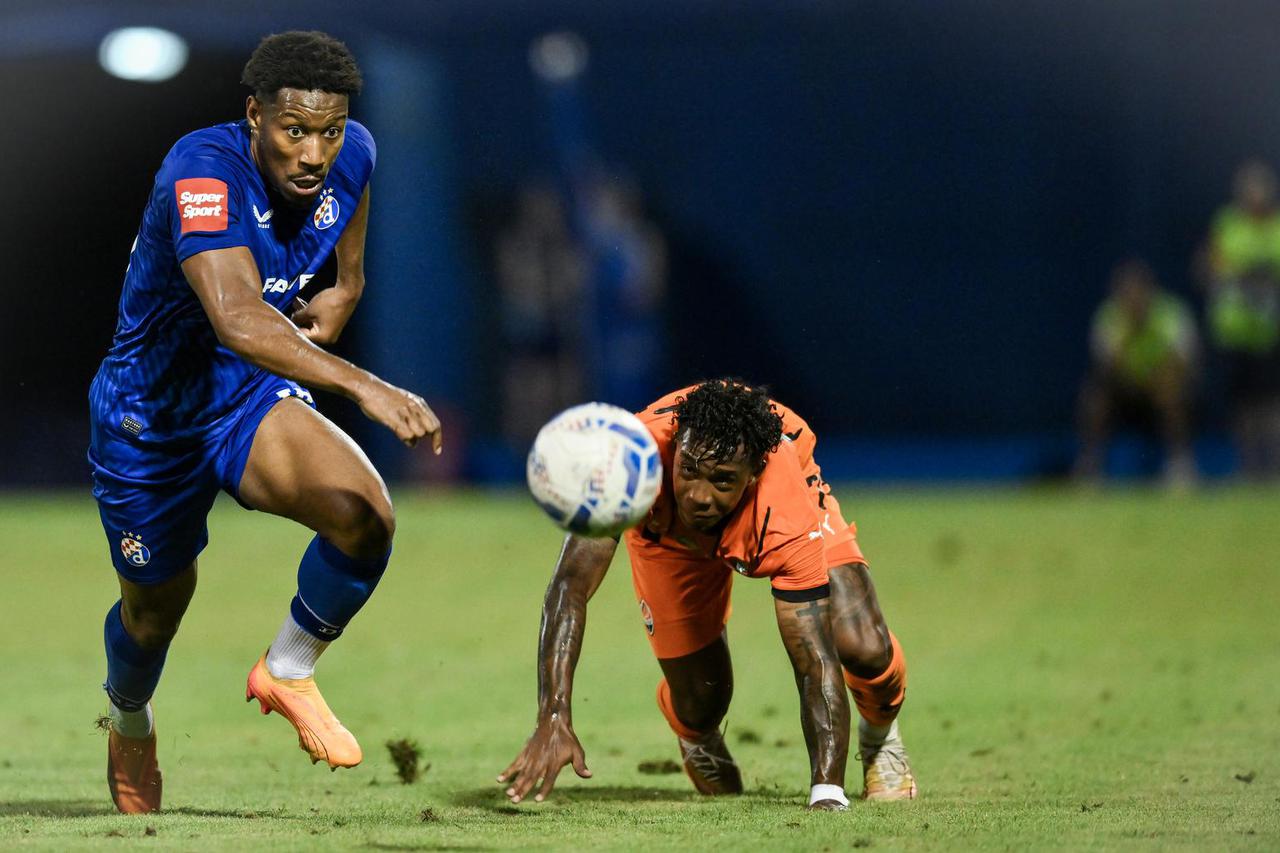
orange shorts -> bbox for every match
[627,490,866,660]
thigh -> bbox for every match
[628,543,734,659]
[828,562,891,675]
[93,465,217,585]
[234,398,392,532]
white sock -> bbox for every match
[109,701,154,739]
[858,718,894,749]
[265,615,330,680]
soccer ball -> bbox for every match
[527,402,663,537]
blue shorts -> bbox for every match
[89,375,315,584]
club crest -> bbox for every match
[313,190,339,230]
[119,532,151,567]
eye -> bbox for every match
[286,126,304,139]
[324,126,343,139]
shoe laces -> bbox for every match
[858,742,910,777]
[681,736,737,781]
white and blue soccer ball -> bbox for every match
[527,402,663,538]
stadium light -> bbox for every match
[99,27,188,83]
[529,31,588,82]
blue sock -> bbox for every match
[103,600,168,712]
[289,535,390,641]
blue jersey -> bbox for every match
[89,119,376,452]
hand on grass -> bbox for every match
[497,714,591,803]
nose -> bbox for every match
[686,484,714,513]
[299,136,323,170]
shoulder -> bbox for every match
[1155,291,1194,325]
[1092,296,1118,325]
[157,122,251,187]
[341,119,377,170]
[770,396,816,460]
[745,442,821,547]
[1212,205,1243,234]
[634,387,695,447]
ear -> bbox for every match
[245,95,261,132]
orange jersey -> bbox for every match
[623,387,860,594]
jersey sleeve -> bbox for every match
[163,155,251,263]
[340,120,377,188]
[748,442,831,599]
[762,534,829,600]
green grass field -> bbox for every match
[1,486,1278,850]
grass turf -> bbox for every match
[0,486,1277,850]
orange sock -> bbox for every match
[656,678,705,740]
[843,631,907,726]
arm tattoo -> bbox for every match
[776,596,850,787]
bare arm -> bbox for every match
[182,242,441,450]
[775,594,851,808]
[499,533,618,803]
[292,186,370,345]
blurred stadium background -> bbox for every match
[3,3,1280,848]
[8,0,1280,488]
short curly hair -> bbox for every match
[241,31,363,100]
[674,379,783,473]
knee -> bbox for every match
[323,490,395,558]
[121,603,181,650]
[672,680,732,732]
[836,619,892,679]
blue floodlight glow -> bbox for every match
[99,27,188,82]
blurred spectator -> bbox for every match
[1075,260,1200,486]
[581,176,668,410]
[1206,159,1280,478]
[495,183,586,448]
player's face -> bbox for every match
[246,88,349,208]
[671,432,757,532]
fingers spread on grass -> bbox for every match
[535,765,562,802]
[498,756,522,784]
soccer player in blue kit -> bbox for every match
[88,32,441,813]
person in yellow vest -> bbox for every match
[1075,260,1200,486]
[1207,160,1280,478]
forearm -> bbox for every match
[794,647,850,786]
[776,597,850,787]
[535,535,615,722]
[535,576,588,722]
[217,301,373,399]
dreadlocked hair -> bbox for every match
[674,379,783,473]
[241,31,363,100]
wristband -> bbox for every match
[808,783,849,806]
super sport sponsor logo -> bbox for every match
[175,178,229,233]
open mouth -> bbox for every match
[289,176,324,197]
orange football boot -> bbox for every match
[245,654,362,770]
[107,724,162,814]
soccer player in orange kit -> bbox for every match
[499,379,916,810]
